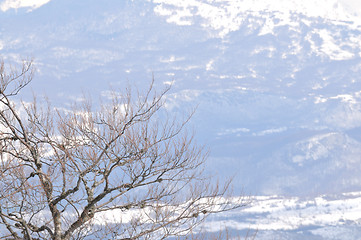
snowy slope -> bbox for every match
[0,0,50,12]
[1,0,361,194]
[202,191,361,239]
[1,0,361,237]
[153,0,361,38]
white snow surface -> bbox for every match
[201,192,361,239]
[90,192,361,239]
[153,0,361,37]
[2,0,360,25]
[0,0,50,11]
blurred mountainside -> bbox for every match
[1,0,361,196]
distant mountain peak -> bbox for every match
[0,0,51,12]
[153,0,361,37]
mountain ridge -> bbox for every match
[1,0,361,238]
[1,0,361,200]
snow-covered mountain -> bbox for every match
[0,0,50,12]
[1,0,361,238]
[203,191,361,240]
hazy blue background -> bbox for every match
[2,1,361,238]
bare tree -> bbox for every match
[0,59,248,240]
